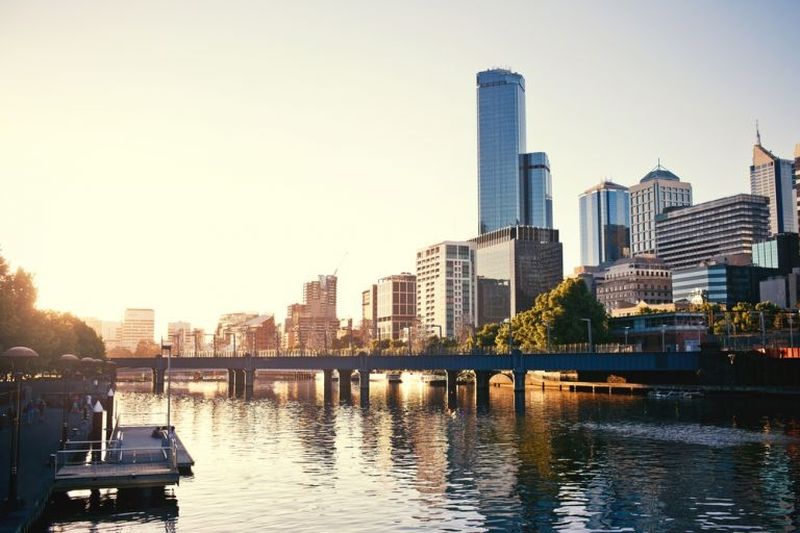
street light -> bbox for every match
[2,346,39,511]
[161,340,173,437]
[580,319,592,353]
[59,354,80,448]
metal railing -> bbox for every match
[54,439,177,478]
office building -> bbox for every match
[672,261,777,306]
[520,152,553,228]
[760,269,800,309]
[215,312,259,354]
[655,194,770,271]
[361,284,377,341]
[376,273,417,341]
[794,144,800,231]
[477,69,527,233]
[472,226,563,324]
[596,255,672,311]
[752,233,800,274]
[416,241,476,339]
[285,275,339,350]
[629,163,692,256]
[579,180,630,266]
[243,314,278,353]
[120,308,155,351]
[167,321,192,355]
[751,135,796,235]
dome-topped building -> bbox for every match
[629,161,692,256]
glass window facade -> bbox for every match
[477,69,526,234]
[578,182,630,267]
[520,152,552,229]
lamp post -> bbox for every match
[2,346,39,511]
[580,319,592,353]
[503,319,513,355]
[544,320,551,352]
[59,354,80,448]
[161,341,173,436]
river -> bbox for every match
[42,376,800,532]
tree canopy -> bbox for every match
[0,253,105,367]
[495,277,608,352]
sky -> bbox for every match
[1,0,799,336]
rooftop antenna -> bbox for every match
[756,120,762,145]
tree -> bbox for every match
[475,323,500,349]
[134,339,161,357]
[107,346,133,358]
[496,277,608,352]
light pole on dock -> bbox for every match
[161,340,173,436]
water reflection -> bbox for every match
[44,379,800,532]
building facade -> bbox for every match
[477,69,527,234]
[655,194,770,271]
[416,241,476,339]
[120,308,155,351]
[472,226,563,325]
[376,273,417,341]
[672,262,777,306]
[579,180,630,267]
[285,275,339,350]
[751,139,796,235]
[361,284,377,342]
[629,164,692,256]
[596,255,672,311]
[752,233,800,274]
[520,152,553,229]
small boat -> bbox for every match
[421,371,447,386]
[648,389,703,400]
[386,371,403,383]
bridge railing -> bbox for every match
[54,440,177,477]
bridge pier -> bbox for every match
[446,370,458,409]
[338,369,352,402]
[513,370,526,413]
[243,370,254,399]
[475,370,491,406]
[359,369,370,396]
[322,369,333,402]
[152,369,165,394]
[227,369,235,396]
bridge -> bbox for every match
[111,351,701,405]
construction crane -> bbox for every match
[332,251,348,277]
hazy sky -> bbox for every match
[2,0,799,336]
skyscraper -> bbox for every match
[520,152,553,228]
[472,226,562,324]
[120,308,155,351]
[794,143,800,231]
[751,133,796,235]
[579,180,630,267]
[477,69,526,233]
[285,275,339,350]
[629,163,692,256]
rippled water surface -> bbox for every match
[43,378,800,532]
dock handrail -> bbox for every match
[54,440,178,479]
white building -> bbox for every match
[121,308,155,351]
[629,163,692,256]
[415,241,476,339]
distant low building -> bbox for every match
[759,268,800,309]
[609,312,706,351]
[672,261,778,306]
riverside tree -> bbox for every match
[495,277,608,353]
[0,253,105,368]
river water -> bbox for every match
[43,377,800,532]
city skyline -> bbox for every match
[1,1,799,334]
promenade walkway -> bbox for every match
[0,407,89,532]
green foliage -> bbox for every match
[495,277,608,352]
[475,323,500,348]
[0,253,105,367]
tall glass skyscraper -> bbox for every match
[579,181,630,267]
[520,152,552,228]
[477,69,527,234]
[751,138,796,235]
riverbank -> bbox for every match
[0,379,108,533]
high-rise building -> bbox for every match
[167,321,192,355]
[416,242,476,339]
[120,308,155,351]
[751,134,796,235]
[477,69,526,234]
[285,275,339,350]
[596,255,672,311]
[752,233,800,274]
[579,180,630,267]
[520,152,553,229]
[672,261,776,306]
[472,226,562,324]
[361,284,377,341]
[376,273,417,341]
[655,194,770,271]
[629,163,692,256]
[216,312,259,354]
[794,143,800,231]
